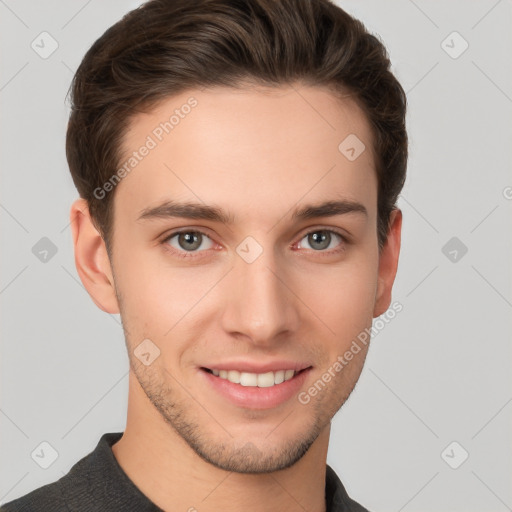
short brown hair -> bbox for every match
[66,0,407,255]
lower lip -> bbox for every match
[200,368,311,410]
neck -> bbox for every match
[112,372,330,512]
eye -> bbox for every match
[162,230,215,255]
[161,227,348,260]
[297,229,346,252]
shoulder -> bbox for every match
[1,432,124,512]
[325,464,372,512]
[0,479,69,512]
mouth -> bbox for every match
[199,365,312,409]
[201,367,309,387]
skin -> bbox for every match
[70,83,402,512]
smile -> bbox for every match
[204,368,298,387]
[200,364,312,409]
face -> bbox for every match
[76,84,401,473]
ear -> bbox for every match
[373,208,402,318]
[69,198,120,314]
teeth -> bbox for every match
[284,369,295,380]
[227,370,241,384]
[210,368,297,387]
[257,372,275,387]
[240,372,258,386]
[274,370,285,384]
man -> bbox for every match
[1,0,406,510]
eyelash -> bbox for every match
[160,227,350,260]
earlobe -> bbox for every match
[69,198,120,314]
[373,208,402,318]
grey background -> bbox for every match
[1,1,511,511]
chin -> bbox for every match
[188,431,321,474]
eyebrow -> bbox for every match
[136,198,367,224]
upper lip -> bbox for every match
[201,360,312,373]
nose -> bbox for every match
[219,246,300,347]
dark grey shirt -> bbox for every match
[1,432,370,511]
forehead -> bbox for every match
[115,84,377,226]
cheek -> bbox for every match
[294,251,378,345]
[113,249,220,345]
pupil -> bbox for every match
[309,231,330,250]
[180,232,201,250]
